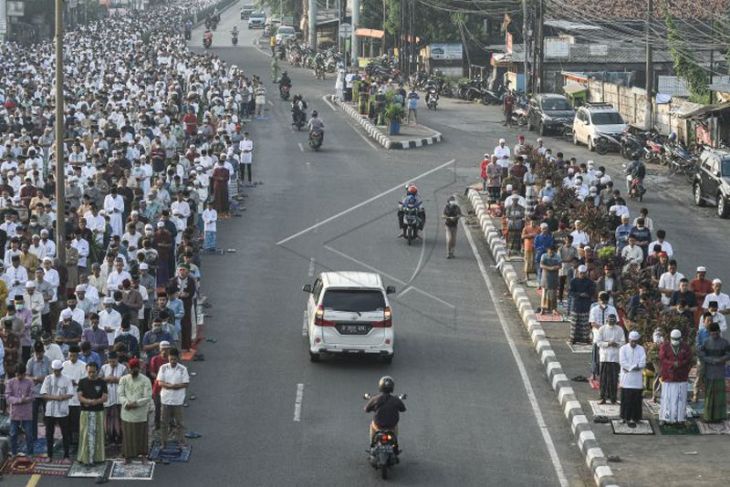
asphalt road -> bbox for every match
[12,4,605,486]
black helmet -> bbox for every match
[312,110,318,117]
[378,376,395,393]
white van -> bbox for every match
[303,272,395,363]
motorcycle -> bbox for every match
[426,89,439,110]
[184,29,192,41]
[292,106,306,130]
[594,132,621,155]
[401,206,422,245]
[280,84,291,101]
[364,393,407,479]
[309,129,323,150]
[231,31,238,46]
[623,164,646,201]
[314,64,326,80]
[203,36,212,49]
[665,142,698,183]
[620,129,646,160]
[644,133,664,164]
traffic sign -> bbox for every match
[339,23,352,37]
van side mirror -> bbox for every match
[302,284,312,293]
[386,286,396,295]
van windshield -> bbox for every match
[542,98,571,111]
[322,290,385,312]
[591,112,624,125]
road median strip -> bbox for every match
[467,188,619,487]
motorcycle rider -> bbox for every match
[231,25,239,43]
[308,110,324,144]
[279,71,292,95]
[365,376,406,450]
[203,29,213,48]
[291,94,307,127]
[625,152,646,193]
[397,185,425,237]
[425,85,439,109]
[184,19,193,40]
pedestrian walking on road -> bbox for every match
[619,331,646,428]
[118,357,152,463]
[407,89,419,125]
[658,329,692,425]
[698,322,730,422]
[596,315,624,404]
[443,197,462,259]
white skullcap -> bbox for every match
[628,331,641,341]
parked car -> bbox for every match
[240,4,255,19]
[572,103,628,152]
[693,148,730,218]
[526,94,575,136]
[302,272,396,363]
[248,11,266,29]
[275,25,297,43]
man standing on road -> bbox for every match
[77,361,107,466]
[596,315,625,404]
[698,322,730,423]
[119,357,152,463]
[658,329,692,425]
[157,348,189,449]
[239,132,254,185]
[619,331,646,428]
[406,88,419,125]
[569,265,595,345]
[503,91,515,126]
[40,360,73,459]
[6,362,35,457]
[443,196,462,259]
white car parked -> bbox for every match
[572,103,628,152]
[303,272,395,363]
[275,25,297,44]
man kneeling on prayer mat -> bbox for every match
[77,361,108,466]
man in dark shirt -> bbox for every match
[365,376,406,446]
[629,218,652,261]
[77,362,108,466]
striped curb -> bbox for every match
[467,189,619,487]
[328,96,442,150]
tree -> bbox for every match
[662,1,710,103]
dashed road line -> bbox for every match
[293,383,304,422]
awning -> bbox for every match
[563,85,588,95]
[355,28,384,40]
[678,101,730,119]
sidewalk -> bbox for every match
[468,186,730,487]
[329,96,442,149]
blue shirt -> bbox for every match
[534,233,555,255]
[407,93,419,109]
[79,351,102,369]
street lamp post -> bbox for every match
[55,0,66,262]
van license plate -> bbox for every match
[339,324,370,335]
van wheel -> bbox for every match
[694,184,705,207]
[309,352,320,362]
[718,195,729,218]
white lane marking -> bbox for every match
[276,159,456,245]
[461,219,569,487]
[396,286,412,299]
[294,383,304,422]
[308,257,316,277]
[324,245,455,309]
[298,142,304,152]
[350,122,380,150]
[267,100,274,106]
[302,310,308,337]
[322,95,338,112]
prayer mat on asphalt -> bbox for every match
[148,441,192,463]
[504,255,524,262]
[567,342,593,353]
[67,461,109,478]
[697,420,730,435]
[2,455,36,475]
[658,421,700,435]
[589,401,621,418]
[611,420,654,435]
[31,458,73,476]
[525,279,540,288]
[109,460,155,480]
[536,312,565,322]
[17,437,64,456]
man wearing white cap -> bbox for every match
[658,329,692,425]
[702,279,730,314]
[596,314,625,404]
[569,220,589,249]
[619,331,646,427]
[97,292,120,338]
[493,138,510,162]
[3,255,28,304]
[40,359,73,459]
[39,230,56,259]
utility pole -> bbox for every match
[351,0,360,68]
[536,0,544,93]
[522,0,530,93]
[645,0,653,130]
[308,0,317,49]
[55,0,66,263]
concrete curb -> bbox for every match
[467,189,619,487]
[328,96,442,150]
